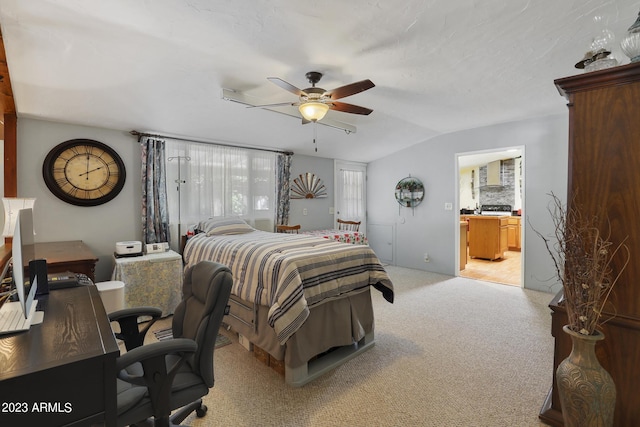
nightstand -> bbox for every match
[111,250,183,317]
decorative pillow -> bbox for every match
[198,217,255,236]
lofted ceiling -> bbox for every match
[0,0,638,162]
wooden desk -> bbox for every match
[0,285,118,426]
[0,244,11,273]
[35,240,98,282]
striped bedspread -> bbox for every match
[183,231,394,345]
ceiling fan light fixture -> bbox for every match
[299,102,329,122]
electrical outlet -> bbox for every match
[424,253,430,262]
[303,208,308,216]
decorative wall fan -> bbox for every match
[290,173,327,199]
[258,71,375,123]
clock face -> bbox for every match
[43,139,126,206]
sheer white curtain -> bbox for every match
[340,169,364,220]
[165,140,276,246]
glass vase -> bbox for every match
[621,11,640,62]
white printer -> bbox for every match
[115,241,143,257]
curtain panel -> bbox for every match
[165,141,281,242]
[340,168,365,220]
[141,136,170,244]
[276,153,292,226]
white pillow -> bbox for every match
[198,217,255,236]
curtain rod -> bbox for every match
[130,130,294,156]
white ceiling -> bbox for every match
[1,0,639,162]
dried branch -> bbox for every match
[530,192,630,335]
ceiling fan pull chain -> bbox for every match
[313,122,318,152]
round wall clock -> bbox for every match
[42,139,126,207]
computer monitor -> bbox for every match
[11,208,37,319]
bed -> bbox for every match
[182,217,394,386]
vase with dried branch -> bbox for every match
[533,193,630,427]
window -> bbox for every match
[165,140,277,232]
[339,169,365,219]
[335,160,367,233]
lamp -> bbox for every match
[298,102,330,122]
[2,198,36,237]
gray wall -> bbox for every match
[367,114,569,294]
[287,154,335,231]
[17,114,569,294]
[15,118,337,281]
[17,118,142,282]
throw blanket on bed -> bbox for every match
[183,231,394,345]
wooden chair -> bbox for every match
[337,219,361,232]
[276,224,301,234]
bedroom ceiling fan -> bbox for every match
[259,71,375,123]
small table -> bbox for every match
[111,250,183,317]
[302,229,368,245]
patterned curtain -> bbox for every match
[141,136,170,244]
[275,153,292,227]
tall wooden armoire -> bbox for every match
[539,62,640,426]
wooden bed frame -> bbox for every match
[225,287,377,386]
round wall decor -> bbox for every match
[395,176,424,208]
[290,172,327,199]
[42,139,126,206]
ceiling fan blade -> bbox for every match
[267,77,306,96]
[326,79,375,100]
[247,102,296,109]
[330,101,373,115]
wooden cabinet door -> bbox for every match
[499,221,508,255]
[507,225,516,249]
[507,218,521,250]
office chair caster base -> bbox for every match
[196,404,207,417]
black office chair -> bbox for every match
[113,261,232,427]
[109,307,163,351]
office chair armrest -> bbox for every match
[116,338,197,372]
[109,306,163,322]
[109,307,163,351]
[116,338,198,420]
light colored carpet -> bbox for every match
[152,266,554,427]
